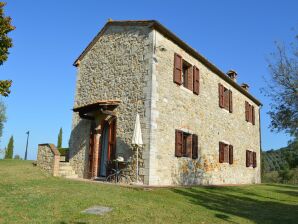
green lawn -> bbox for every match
[0,160,297,224]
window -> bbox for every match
[218,83,233,113]
[246,150,257,168]
[175,130,198,159]
[245,101,255,125]
[173,53,200,94]
[219,142,233,164]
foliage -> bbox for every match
[4,135,13,159]
[262,138,298,172]
[0,160,298,223]
[0,2,15,96]
[57,127,62,148]
[263,35,298,137]
[278,167,294,184]
[14,154,21,160]
[58,147,69,156]
[0,100,6,138]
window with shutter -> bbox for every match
[229,145,233,164]
[253,152,257,168]
[218,84,224,108]
[219,142,224,163]
[175,130,183,157]
[252,106,255,125]
[185,134,192,157]
[229,90,233,113]
[192,134,198,159]
[248,104,252,123]
[245,101,249,121]
[173,53,182,85]
[193,66,200,95]
[246,150,250,167]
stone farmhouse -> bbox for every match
[67,20,262,186]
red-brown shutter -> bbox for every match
[193,66,200,95]
[219,142,224,163]
[246,150,250,167]
[249,104,252,123]
[219,84,224,108]
[229,90,233,113]
[175,130,183,157]
[173,53,182,85]
[192,134,198,159]
[245,101,249,121]
[229,145,233,164]
[187,66,193,91]
[186,134,192,158]
[253,152,257,168]
[252,106,255,125]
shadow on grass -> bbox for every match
[172,187,298,224]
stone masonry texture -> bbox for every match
[69,22,261,185]
[69,25,153,182]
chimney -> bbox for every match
[227,70,238,82]
[241,83,250,91]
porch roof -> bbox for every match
[73,100,121,119]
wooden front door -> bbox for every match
[98,118,117,177]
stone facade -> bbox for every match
[69,25,154,181]
[151,30,261,185]
[37,144,60,176]
[69,21,261,186]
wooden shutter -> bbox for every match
[175,130,183,157]
[173,53,182,85]
[218,84,224,108]
[185,134,192,158]
[229,90,233,113]
[229,145,233,164]
[187,66,193,91]
[249,104,252,123]
[246,150,250,167]
[219,142,224,163]
[253,152,257,168]
[252,106,255,125]
[192,134,198,159]
[193,66,200,95]
[245,101,249,121]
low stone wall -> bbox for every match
[37,144,60,176]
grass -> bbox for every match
[0,160,297,224]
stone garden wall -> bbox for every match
[37,144,60,176]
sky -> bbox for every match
[0,0,297,160]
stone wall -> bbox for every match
[37,144,60,176]
[69,25,154,182]
[151,30,261,185]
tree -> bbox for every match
[4,135,13,159]
[57,128,62,148]
[263,35,298,137]
[0,2,15,96]
[14,154,21,160]
[0,101,6,138]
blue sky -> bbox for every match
[0,0,297,159]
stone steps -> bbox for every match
[58,162,78,179]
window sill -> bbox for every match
[179,85,193,94]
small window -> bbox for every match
[175,130,198,159]
[219,83,233,113]
[219,142,233,164]
[246,150,257,168]
[245,101,255,125]
[182,60,192,90]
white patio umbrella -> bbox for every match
[132,113,143,183]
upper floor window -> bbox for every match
[175,129,198,159]
[218,83,233,113]
[173,53,200,95]
[245,101,255,125]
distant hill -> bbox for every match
[262,139,298,172]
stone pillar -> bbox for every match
[91,123,102,178]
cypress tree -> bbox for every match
[5,135,13,159]
[57,128,62,148]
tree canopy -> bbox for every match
[57,128,62,148]
[0,2,15,96]
[4,135,13,159]
[264,35,298,138]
